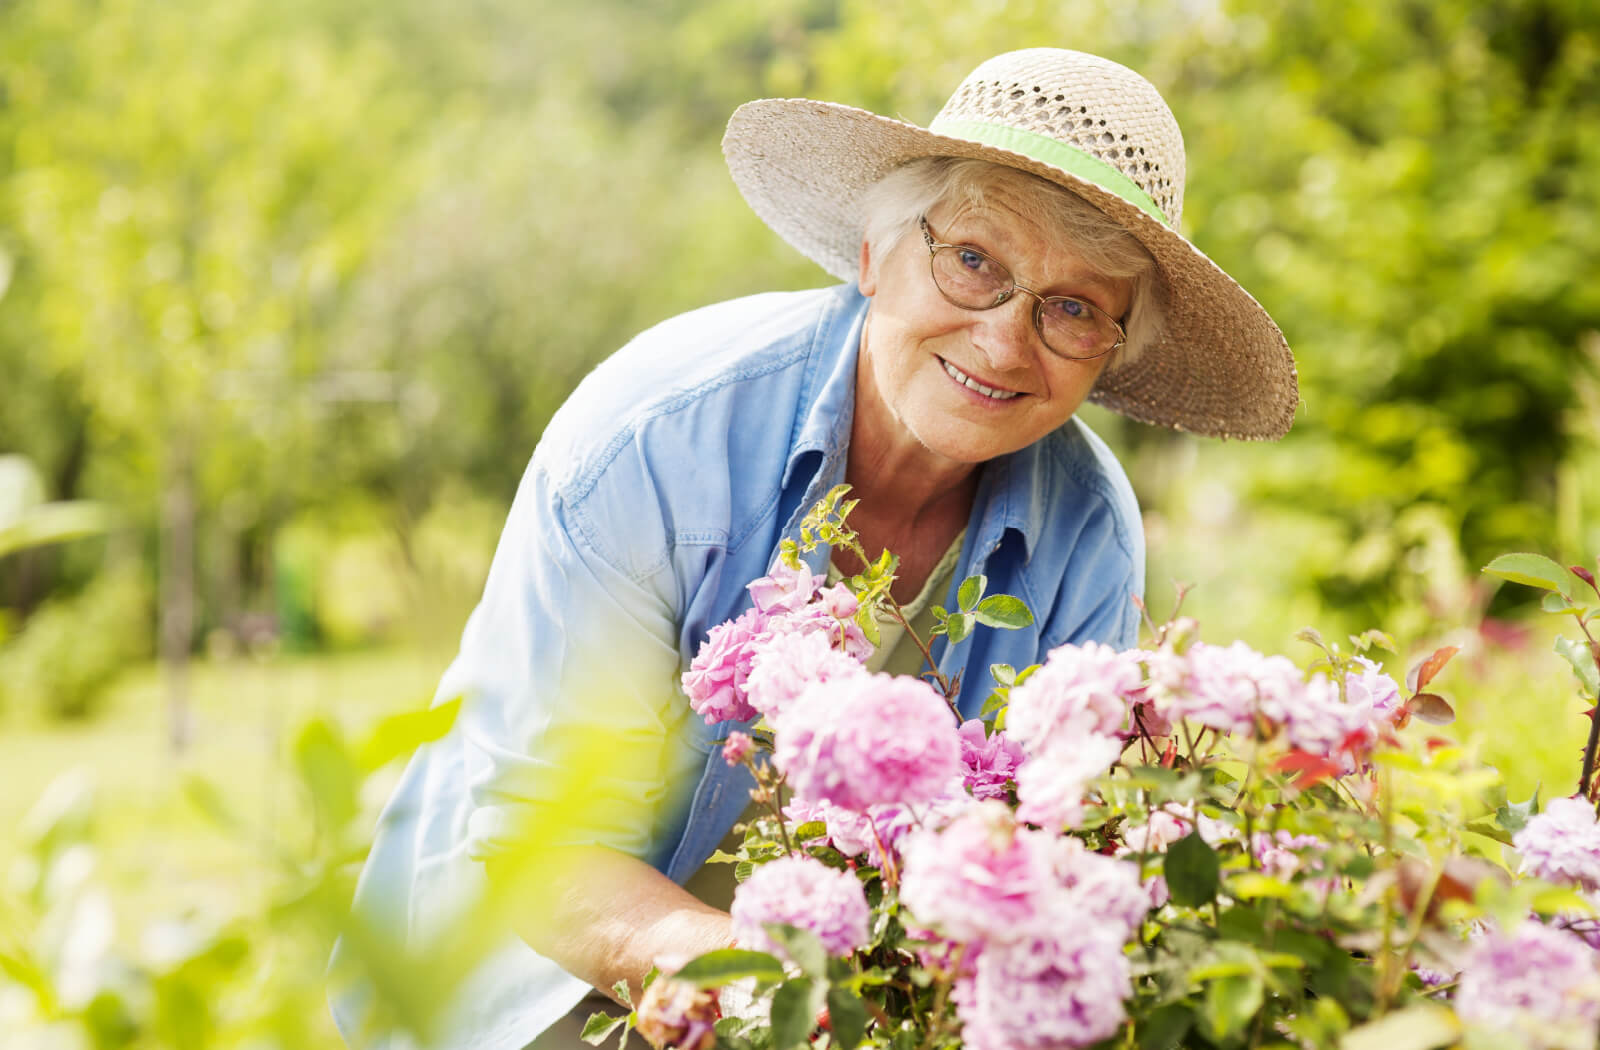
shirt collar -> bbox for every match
[967,436,1051,565]
[783,284,869,490]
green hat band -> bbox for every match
[929,117,1170,227]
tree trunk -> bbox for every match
[161,442,196,753]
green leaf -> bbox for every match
[792,821,828,842]
[1229,872,1293,899]
[1555,635,1600,696]
[1483,553,1573,595]
[356,697,461,773]
[1463,818,1514,845]
[0,500,116,559]
[292,718,359,834]
[614,976,635,1006]
[946,613,974,644]
[671,949,786,987]
[1137,1002,1194,1050]
[1201,974,1263,1041]
[957,574,986,612]
[771,978,826,1050]
[1543,591,1578,614]
[855,604,881,648]
[1497,786,1541,834]
[972,594,1034,629]
[1164,831,1221,907]
[1339,1003,1460,1050]
[1349,629,1397,654]
[581,1012,626,1045]
[825,985,870,1050]
[978,689,1009,719]
[766,924,827,979]
[990,663,1016,687]
[182,776,238,832]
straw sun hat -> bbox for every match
[722,48,1299,441]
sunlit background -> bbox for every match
[2,0,1597,1044]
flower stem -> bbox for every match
[917,942,967,1050]
[1572,617,1600,801]
[748,758,795,856]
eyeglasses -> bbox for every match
[920,217,1126,361]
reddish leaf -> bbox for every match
[1406,692,1456,726]
[1273,750,1343,788]
[1397,857,1508,921]
[1407,645,1460,693]
[1425,736,1453,751]
[1574,565,1599,598]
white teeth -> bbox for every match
[942,359,1020,400]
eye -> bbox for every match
[957,248,986,272]
[1044,297,1093,322]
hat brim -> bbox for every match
[723,98,1299,441]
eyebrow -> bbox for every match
[955,223,1127,312]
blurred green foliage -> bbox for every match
[0,699,461,1048]
[1,0,1597,670]
[0,560,149,719]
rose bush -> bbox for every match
[592,495,1600,1050]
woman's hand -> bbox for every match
[487,845,734,1005]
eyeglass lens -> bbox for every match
[927,239,1120,360]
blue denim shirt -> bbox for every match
[331,283,1144,1049]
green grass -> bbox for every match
[1,646,447,923]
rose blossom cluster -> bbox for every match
[1004,642,1144,830]
[1145,641,1406,773]
[1454,919,1600,1050]
[899,803,1147,1049]
[729,854,870,961]
[774,672,962,813]
[680,561,870,724]
[633,976,719,1050]
[779,719,1023,867]
[1513,796,1600,892]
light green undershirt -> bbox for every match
[829,529,968,679]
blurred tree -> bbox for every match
[1,0,1595,701]
[800,0,1600,634]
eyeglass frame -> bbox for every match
[918,216,1127,362]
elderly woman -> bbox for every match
[332,48,1295,1050]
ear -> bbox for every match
[857,238,877,298]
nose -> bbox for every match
[970,290,1042,371]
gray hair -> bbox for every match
[858,157,1165,367]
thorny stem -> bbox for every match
[1133,593,1161,641]
[1375,759,1399,1016]
[837,532,958,713]
[879,595,958,717]
[1386,862,1447,1004]
[747,757,795,856]
[1231,763,1255,812]
[1571,616,1600,802]
[1134,709,1155,765]
[918,942,969,1050]
[866,812,899,890]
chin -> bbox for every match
[907,421,1022,466]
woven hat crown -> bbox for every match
[932,49,1186,226]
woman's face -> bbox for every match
[856,194,1131,467]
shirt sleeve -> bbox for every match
[441,461,706,864]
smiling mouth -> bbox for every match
[940,358,1022,401]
